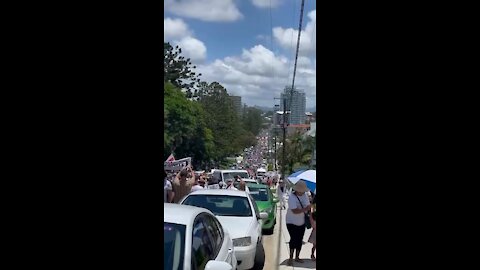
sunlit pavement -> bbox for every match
[262,194,316,270]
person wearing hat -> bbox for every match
[285,180,311,266]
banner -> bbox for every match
[164,157,192,172]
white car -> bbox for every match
[164,204,237,270]
[180,190,267,270]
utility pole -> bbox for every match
[273,129,277,171]
[281,0,306,183]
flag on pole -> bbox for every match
[165,154,175,162]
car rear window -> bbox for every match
[182,195,252,217]
[249,188,269,201]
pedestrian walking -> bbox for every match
[277,180,286,209]
[171,167,195,203]
[285,180,311,266]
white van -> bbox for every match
[211,169,251,184]
[256,168,267,178]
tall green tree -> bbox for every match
[164,42,201,97]
[242,107,263,136]
[164,82,213,168]
[198,82,240,160]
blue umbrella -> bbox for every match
[288,170,316,191]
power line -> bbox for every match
[269,0,275,80]
[291,0,306,92]
[280,0,306,186]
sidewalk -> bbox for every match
[277,195,317,270]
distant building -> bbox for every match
[229,96,242,115]
[280,87,306,125]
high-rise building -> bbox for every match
[280,86,306,125]
[229,96,242,116]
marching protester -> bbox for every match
[277,180,286,209]
[238,179,250,193]
[191,174,204,192]
[198,175,206,189]
[172,166,195,203]
[163,170,174,203]
[285,180,311,266]
[208,173,221,189]
[225,179,238,190]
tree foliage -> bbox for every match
[164,82,214,168]
[164,42,201,97]
[242,107,264,136]
[277,131,315,175]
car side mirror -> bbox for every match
[205,260,233,270]
[272,198,279,203]
[259,212,268,220]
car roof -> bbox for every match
[164,203,213,225]
[184,189,249,197]
[246,183,269,188]
[215,170,248,173]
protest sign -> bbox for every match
[164,157,192,172]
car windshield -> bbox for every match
[182,195,252,217]
[164,222,186,270]
[223,172,249,180]
[249,188,269,201]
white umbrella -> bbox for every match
[288,170,316,191]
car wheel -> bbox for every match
[251,242,265,270]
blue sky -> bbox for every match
[164,0,316,109]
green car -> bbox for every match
[247,183,278,234]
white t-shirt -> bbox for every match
[191,185,204,192]
[227,185,238,191]
[286,192,310,226]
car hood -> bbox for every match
[216,216,255,239]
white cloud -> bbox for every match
[251,0,282,8]
[164,18,207,63]
[164,0,243,22]
[176,37,207,62]
[164,18,191,41]
[197,45,316,108]
[273,10,316,56]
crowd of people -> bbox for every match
[163,166,253,203]
[163,129,317,264]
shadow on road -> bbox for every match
[279,258,317,268]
